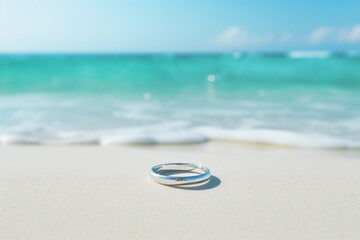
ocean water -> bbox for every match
[0,53,360,148]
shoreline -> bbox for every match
[1,139,360,158]
[2,130,360,150]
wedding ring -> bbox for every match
[150,163,211,186]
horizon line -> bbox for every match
[0,49,359,55]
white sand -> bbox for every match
[1,145,360,240]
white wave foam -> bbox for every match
[194,127,360,148]
[0,120,207,145]
[1,124,360,149]
[288,51,330,59]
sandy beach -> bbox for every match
[1,144,359,239]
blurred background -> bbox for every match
[0,0,360,148]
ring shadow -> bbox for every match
[171,175,221,191]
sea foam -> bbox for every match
[1,126,360,149]
[288,51,330,59]
[194,127,360,149]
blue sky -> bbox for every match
[0,0,359,53]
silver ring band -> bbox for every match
[150,163,211,186]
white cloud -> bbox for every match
[213,26,274,48]
[309,24,360,44]
[309,27,333,43]
[214,26,248,46]
[338,24,360,43]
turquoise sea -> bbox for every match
[1,52,360,148]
